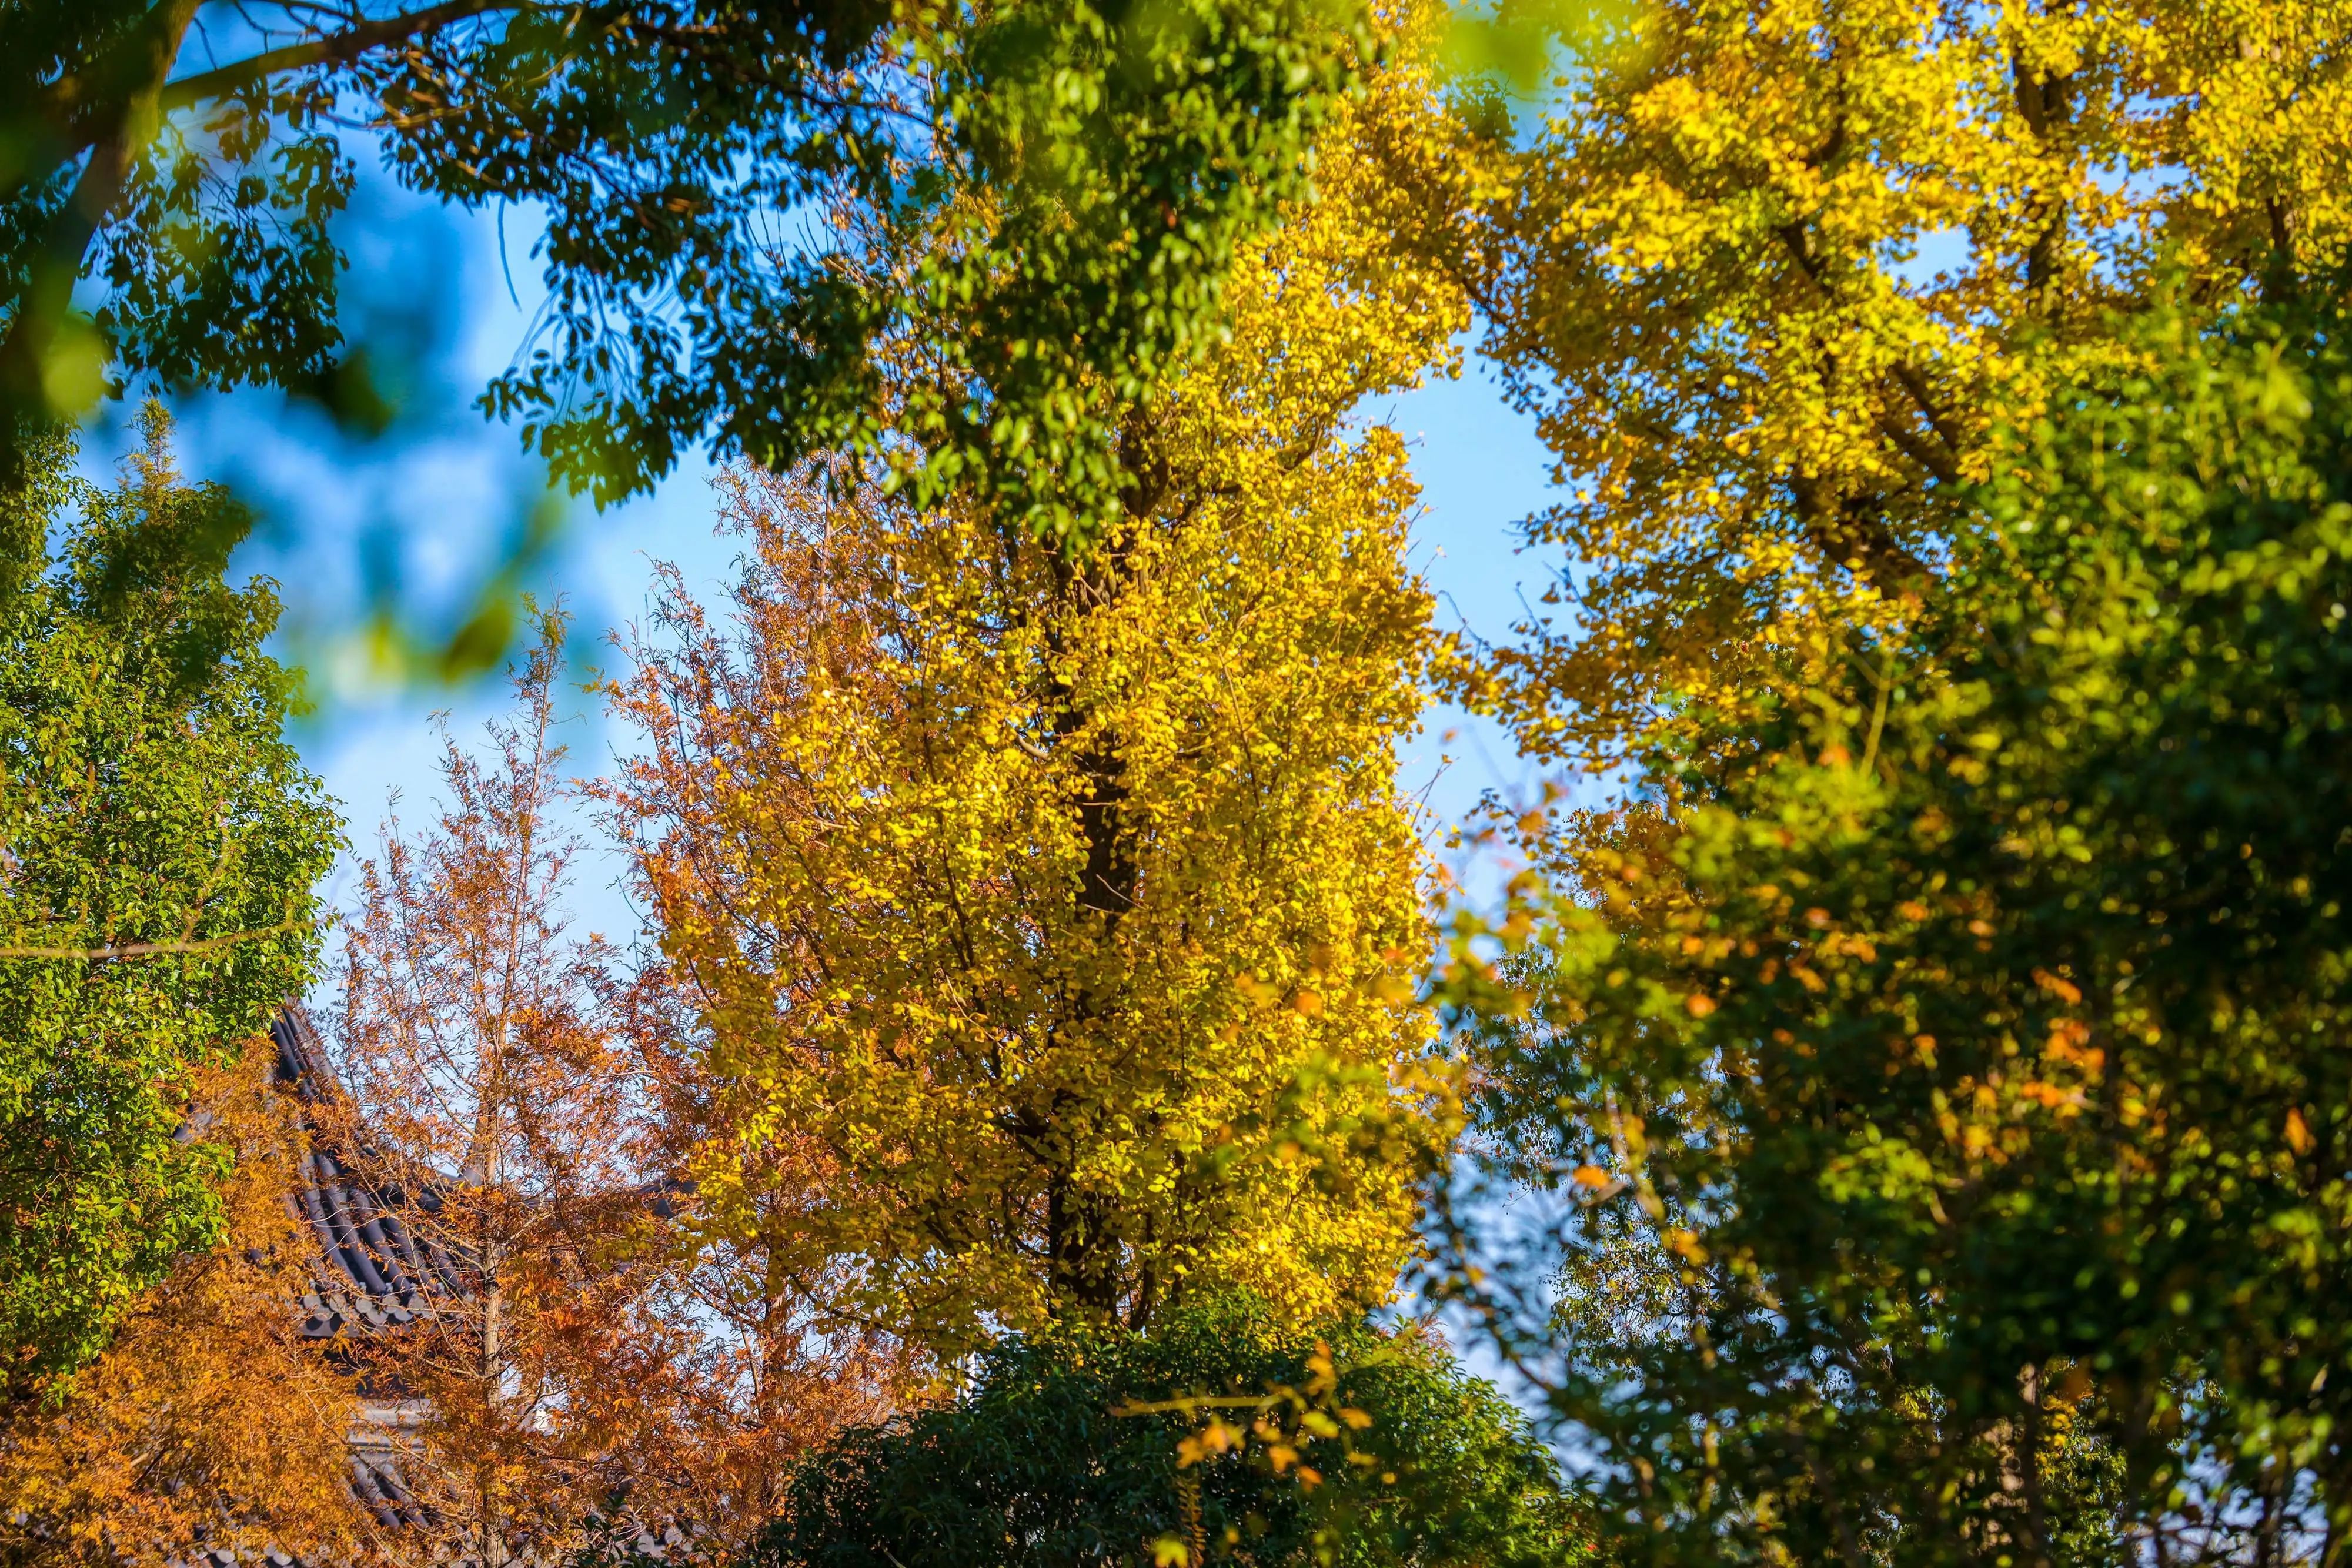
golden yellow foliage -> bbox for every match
[606,78,1466,1354]
[0,1048,372,1568]
[1422,0,2352,763]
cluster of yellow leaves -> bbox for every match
[1154,1339,1378,1485]
[1409,0,2352,765]
[1124,1336,1396,1568]
[0,1048,372,1568]
[607,61,1468,1355]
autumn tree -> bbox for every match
[1389,15,2352,1551]
[611,957,913,1537]
[0,407,337,1394]
[1395,0,2352,766]
[330,614,902,1563]
[1439,303,2352,1563]
[605,57,1466,1355]
[0,1047,375,1568]
[1,0,1370,536]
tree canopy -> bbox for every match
[1405,0,2352,766]
[1442,303,2352,1563]
[2,0,1374,536]
[41,6,2352,1564]
[604,64,1464,1355]
[753,1290,1583,1568]
[0,408,337,1395]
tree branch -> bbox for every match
[1885,365,1963,483]
[1772,220,1965,483]
[1790,473,1933,589]
[0,0,204,447]
[0,920,303,961]
[158,0,531,114]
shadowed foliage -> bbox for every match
[1442,300,2352,1563]
[754,1292,1584,1568]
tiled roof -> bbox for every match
[268,1011,473,1340]
[181,1011,690,1568]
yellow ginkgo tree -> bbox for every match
[1404,0,2352,765]
[604,56,1469,1357]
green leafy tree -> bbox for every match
[0,407,338,1396]
[751,1290,1583,1568]
[1439,305,2352,1564]
[1,0,1369,535]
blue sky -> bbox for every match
[77,178,1568,939]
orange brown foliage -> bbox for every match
[0,1048,376,1568]
[326,612,908,1566]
